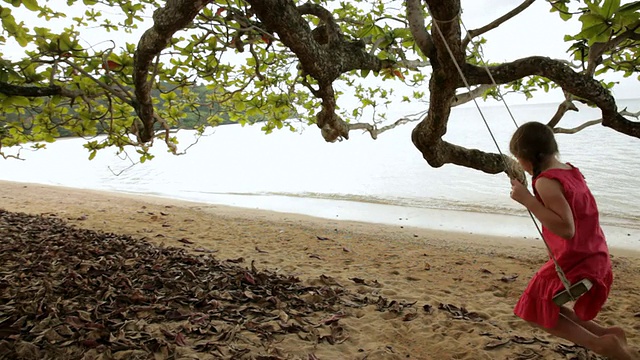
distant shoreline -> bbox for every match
[2,179,639,253]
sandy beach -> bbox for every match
[1,180,638,359]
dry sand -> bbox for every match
[1,180,639,359]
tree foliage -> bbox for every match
[0,0,638,177]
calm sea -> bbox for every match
[1,99,639,245]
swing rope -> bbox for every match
[427,10,575,298]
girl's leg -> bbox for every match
[537,313,636,360]
[559,306,627,344]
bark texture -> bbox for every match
[132,0,211,142]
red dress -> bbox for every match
[513,164,613,329]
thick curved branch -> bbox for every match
[461,0,535,48]
[133,0,210,142]
[248,0,392,142]
[296,2,342,45]
[248,0,386,82]
[410,0,465,148]
[464,56,640,138]
[247,0,330,82]
[409,0,529,183]
[316,83,349,142]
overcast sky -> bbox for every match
[6,1,638,105]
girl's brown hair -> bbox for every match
[509,121,558,179]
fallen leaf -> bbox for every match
[485,339,510,350]
[255,246,268,253]
[402,312,418,321]
[0,209,379,359]
[501,275,519,283]
[175,332,187,346]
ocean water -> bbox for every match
[1,99,639,246]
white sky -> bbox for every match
[4,1,638,106]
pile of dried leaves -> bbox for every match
[0,210,391,359]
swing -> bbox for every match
[427,8,592,307]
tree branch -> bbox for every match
[452,84,494,106]
[346,113,426,140]
[63,60,132,105]
[133,0,210,142]
[464,56,640,138]
[554,109,640,134]
[248,0,392,142]
[296,2,342,45]
[0,82,81,98]
[461,0,535,48]
[546,97,578,128]
[554,119,601,134]
[406,0,435,60]
[586,20,640,76]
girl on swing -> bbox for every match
[509,121,637,360]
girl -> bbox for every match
[508,121,637,360]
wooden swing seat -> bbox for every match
[552,278,593,306]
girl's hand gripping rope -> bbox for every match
[510,178,534,207]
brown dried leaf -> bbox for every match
[174,332,187,346]
[402,312,418,321]
[485,339,510,349]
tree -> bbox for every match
[0,0,638,179]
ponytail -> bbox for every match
[532,153,544,180]
[531,152,549,198]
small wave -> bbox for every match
[176,188,640,230]
[228,191,640,230]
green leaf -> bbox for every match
[559,11,573,21]
[579,13,606,28]
[8,96,31,106]
[21,0,40,11]
[601,0,620,18]
[618,1,640,13]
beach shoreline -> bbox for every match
[1,180,639,359]
[5,179,639,253]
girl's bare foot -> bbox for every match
[599,334,637,360]
[607,326,628,345]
